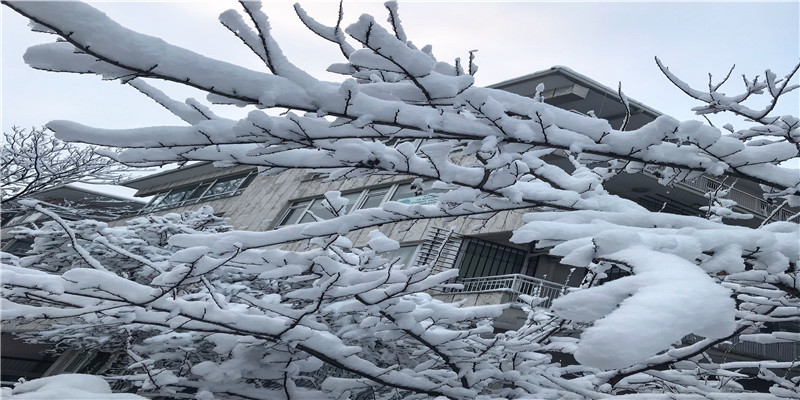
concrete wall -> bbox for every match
[124,167,536,247]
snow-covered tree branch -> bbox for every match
[2,1,799,399]
[1,126,129,206]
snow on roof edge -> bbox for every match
[62,182,147,203]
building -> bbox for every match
[1,185,145,386]
[1,184,145,256]
[3,67,796,388]
[119,66,798,358]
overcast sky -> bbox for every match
[2,1,798,196]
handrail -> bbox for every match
[443,273,568,308]
[683,334,800,363]
[677,175,795,221]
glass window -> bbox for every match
[186,182,212,201]
[390,180,443,205]
[339,192,363,215]
[2,239,34,257]
[142,192,167,212]
[238,173,257,192]
[458,239,526,278]
[384,244,420,268]
[528,255,585,287]
[159,187,195,207]
[277,180,446,228]
[277,191,365,227]
[278,200,312,226]
[138,170,256,214]
[359,188,390,210]
[203,174,248,199]
[300,198,336,223]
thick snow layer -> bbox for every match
[4,1,799,397]
[2,374,146,399]
[552,248,736,369]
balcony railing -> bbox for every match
[443,274,800,362]
[683,334,800,363]
[443,273,569,308]
[678,175,796,222]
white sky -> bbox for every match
[2,1,799,197]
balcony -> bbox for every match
[438,273,568,309]
[683,334,800,363]
[416,226,800,360]
[676,174,796,222]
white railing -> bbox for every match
[678,175,795,221]
[446,274,568,308]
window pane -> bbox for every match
[277,200,311,226]
[159,187,195,207]
[458,239,526,278]
[143,192,167,210]
[238,172,257,191]
[186,182,212,200]
[359,188,389,210]
[203,174,247,198]
[305,198,335,220]
[385,244,419,268]
[391,180,442,205]
[339,192,363,214]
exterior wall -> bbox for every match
[126,165,534,245]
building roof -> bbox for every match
[490,65,663,118]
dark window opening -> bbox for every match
[458,239,527,278]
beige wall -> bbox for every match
[124,168,534,246]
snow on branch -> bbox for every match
[1,126,129,206]
[5,1,797,193]
[2,1,799,399]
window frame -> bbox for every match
[275,180,442,228]
[139,170,257,214]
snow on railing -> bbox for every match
[679,175,795,221]
[444,275,800,362]
[444,273,568,308]
[683,334,800,362]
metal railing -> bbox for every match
[683,334,800,363]
[444,273,568,308]
[444,275,800,362]
[413,227,464,274]
[678,175,796,221]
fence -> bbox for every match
[683,334,800,363]
[678,175,796,221]
[445,273,568,309]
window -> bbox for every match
[528,254,586,287]
[1,238,34,257]
[276,180,443,227]
[390,180,443,205]
[5,211,44,227]
[277,191,361,226]
[386,243,420,268]
[457,239,527,278]
[1,333,58,385]
[360,187,391,209]
[139,170,256,213]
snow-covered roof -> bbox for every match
[33,183,146,204]
[122,161,212,191]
